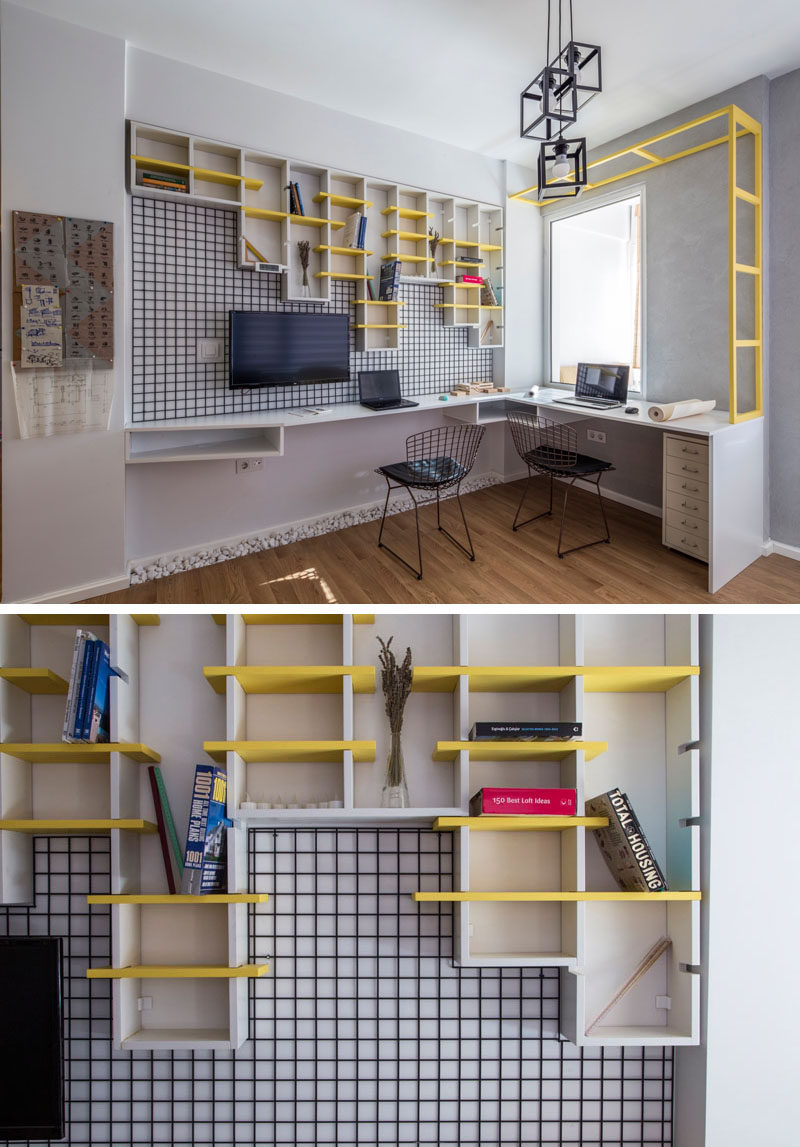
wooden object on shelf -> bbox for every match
[585,937,673,1034]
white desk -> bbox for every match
[504,391,765,594]
[125,387,764,594]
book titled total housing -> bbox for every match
[181,764,232,894]
[469,722,582,741]
[585,788,668,892]
[470,787,577,816]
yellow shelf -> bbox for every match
[203,665,375,695]
[382,253,429,263]
[479,243,503,252]
[433,816,609,831]
[314,245,373,257]
[204,739,376,764]
[413,891,702,902]
[449,282,481,289]
[289,214,344,229]
[87,963,270,979]
[243,206,289,222]
[132,155,263,190]
[0,668,69,694]
[434,303,480,309]
[313,192,373,209]
[382,206,433,219]
[381,230,431,242]
[481,305,504,311]
[130,614,161,626]
[433,741,607,763]
[240,613,374,625]
[439,260,485,268]
[20,614,111,626]
[0,742,161,763]
[411,666,698,693]
[351,324,407,330]
[351,300,405,307]
[314,272,374,281]
[452,240,480,248]
[88,894,269,904]
[0,819,157,835]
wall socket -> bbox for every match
[236,458,264,474]
[587,429,606,444]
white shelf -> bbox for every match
[125,427,284,464]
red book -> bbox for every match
[469,787,577,816]
[457,274,484,283]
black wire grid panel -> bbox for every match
[130,197,493,423]
[0,832,673,1147]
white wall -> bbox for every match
[1,2,128,602]
[675,615,800,1146]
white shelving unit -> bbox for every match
[1,611,700,1052]
[127,122,504,348]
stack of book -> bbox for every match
[287,181,305,216]
[62,630,115,744]
[480,278,499,306]
[139,170,188,194]
[585,788,668,892]
[341,212,367,249]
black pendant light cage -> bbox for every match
[519,0,602,141]
[537,136,588,199]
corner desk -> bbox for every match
[124,388,764,594]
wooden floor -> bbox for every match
[85,480,800,606]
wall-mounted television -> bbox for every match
[229,310,350,388]
[0,936,65,1140]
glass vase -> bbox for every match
[381,733,409,808]
[298,266,311,298]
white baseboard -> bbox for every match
[129,470,505,584]
[765,539,800,562]
[15,573,131,605]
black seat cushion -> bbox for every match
[379,455,467,487]
[523,448,613,477]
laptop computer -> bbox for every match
[551,363,630,410]
[358,369,419,411]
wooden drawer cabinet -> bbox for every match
[663,434,710,563]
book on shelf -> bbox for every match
[480,278,499,306]
[357,214,367,249]
[292,180,305,216]
[181,764,232,894]
[469,787,577,816]
[378,259,400,301]
[455,254,483,265]
[148,766,177,894]
[456,274,484,284]
[340,211,363,248]
[286,183,299,215]
[63,632,114,743]
[469,722,582,741]
[480,319,496,345]
[585,788,668,892]
[140,171,189,193]
[366,274,376,301]
[150,766,184,876]
[86,640,111,744]
[62,629,93,742]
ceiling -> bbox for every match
[17,0,800,164]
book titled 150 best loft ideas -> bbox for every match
[470,787,577,816]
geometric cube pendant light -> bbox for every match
[537,136,588,200]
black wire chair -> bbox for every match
[507,411,615,558]
[376,424,486,579]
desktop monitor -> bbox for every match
[576,363,630,402]
[229,310,350,387]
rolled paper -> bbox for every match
[647,398,717,422]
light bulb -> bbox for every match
[551,147,571,179]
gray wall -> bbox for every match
[768,68,800,551]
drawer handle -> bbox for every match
[681,465,700,474]
[681,501,698,510]
[682,483,699,493]
[681,537,699,549]
[681,519,699,530]
[681,447,701,456]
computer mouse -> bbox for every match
[624,406,639,414]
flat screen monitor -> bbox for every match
[0,937,65,1140]
[576,362,630,402]
[229,310,350,387]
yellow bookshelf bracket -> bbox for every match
[87,894,270,905]
[86,963,270,979]
[203,665,375,695]
[0,819,157,835]
[131,614,161,626]
[203,739,376,764]
[433,741,608,763]
[313,192,373,209]
[0,743,161,764]
[0,668,69,694]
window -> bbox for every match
[548,191,643,392]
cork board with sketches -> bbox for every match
[12,210,114,369]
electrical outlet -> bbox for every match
[197,337,222,362]
[587,429,606,444]
[236,458,264,474]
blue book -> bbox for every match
[293,180,304,216]
[181,765,232,894]
[357,214,367,249]
[72,639,97,741]
[88,642,111,743]
[80,640,102,741]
